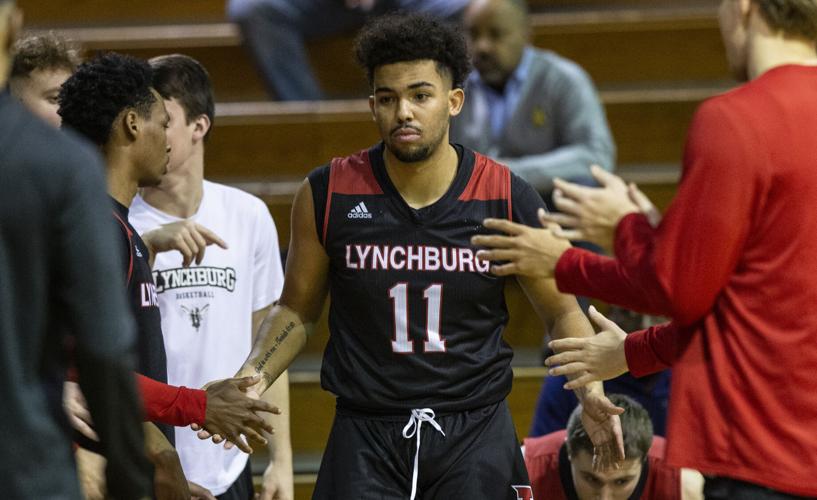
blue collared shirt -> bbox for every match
[465,46,535,139]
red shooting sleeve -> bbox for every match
[136,374,207,427]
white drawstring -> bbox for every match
[402,408,445,500]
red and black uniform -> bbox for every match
[523,431,681,499]
[111,200,206,441]
[308,143,544,499]
[553,65,817,497]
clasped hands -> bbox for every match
[64,375,276,455]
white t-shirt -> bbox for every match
[130,180,284,494]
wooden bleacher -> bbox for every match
[18,0,727,496]
[27,6,729,101]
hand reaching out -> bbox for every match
[546,306,629,389]
[471,214,571,278]
[196,375,279,454]
[539,165,641,253]
[141,220,227,267]
[579,391,626,471]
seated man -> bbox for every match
[451,0,615,194]
[227,0,470,100]
[524,394,703,500]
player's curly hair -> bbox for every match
[354,13,471,90]
[58,52,156,146]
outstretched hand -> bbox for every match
[579,391,626,471]
[199,375,279,454]
[539,166,640,253]
[546,306,629,389]
[471,214,571,278]
[142,220,227,267]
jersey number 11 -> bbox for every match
[389,283,446,354]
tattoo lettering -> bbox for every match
[253,321,296,374]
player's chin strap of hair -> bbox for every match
[402,408,445,500]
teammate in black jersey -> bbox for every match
[230,14,624,499]
[57,52,280,499]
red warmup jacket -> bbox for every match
[554,65,817,496]
[523,431,680,499]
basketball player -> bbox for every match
[214,14,623,499]
[129,54,292,500]
[57,52,278,498]
[473,0,817,497]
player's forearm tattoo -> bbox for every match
[253,321,296,377]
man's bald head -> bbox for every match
[464,0,530,90]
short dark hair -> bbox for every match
[11,32,81,80]
[566,394,653,461]
[754,0,817,40]
[354,13,471,89]
[58,52,156,147]
[149,54,215,140]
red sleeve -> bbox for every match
[554,239,665,315]
[624,323,678,376]
[555,97,766,327]
[136,374,207,427]
[644,437,683,500]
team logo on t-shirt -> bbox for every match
[180,304,209,332]
[153,266,236,293]
[512,485,534,500]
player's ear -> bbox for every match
[368,94,376,122]
[123,109,140,141]
[192,113,211,143]
[448,87,465,117]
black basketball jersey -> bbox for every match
[309,143,547,413]
[112,199,172,442]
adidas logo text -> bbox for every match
[348,202,373,219]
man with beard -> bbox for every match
[214,13,624,500]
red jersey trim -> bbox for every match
[112,210,134,284]
[323,150,382,245]
[458,153,513,220]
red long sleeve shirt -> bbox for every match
[554,65,817,496]
[136,374,206,427]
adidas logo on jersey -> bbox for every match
[348,202,373,219]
